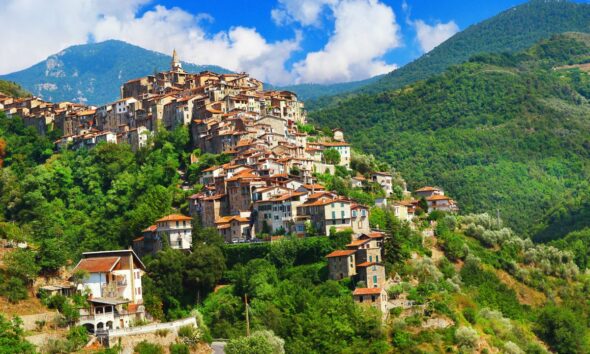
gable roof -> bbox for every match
[326,249,356,258]
[353,287,383,296]
[74,256,120,273]
[156,214,192,222]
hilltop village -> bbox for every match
[0,52,460,346]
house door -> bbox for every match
[120,319,124,328]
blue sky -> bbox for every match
[0,0,585,84]
[156,0,526,68]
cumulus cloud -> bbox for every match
[92,5,301,85]
[0,0,300,85]
[272,0,336,26]
[291,0,401,84]
[413,19,459,53]
[0,0,400,85]
[0,0,149,74]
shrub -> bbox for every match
[2,277,28,303]
[391,330,414,350]
[535,306,589,354]
[463,308,477,324]
[155,329,170,337]
[66,326,89,350]
[226,330,285,354]
[455,326,479,351]
[169,343,190,354]
[177,324,202,347]
[134,341,163,354]
[503,341,525,354]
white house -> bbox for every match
[72,250,146,333]
[155,214,193,250]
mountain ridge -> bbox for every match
[0,40,230,105]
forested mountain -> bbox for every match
[310,33,590,234]
[0,40,229,105]
[358,0,590,95]
[0,80,30,98]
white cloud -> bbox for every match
[0,0,400,85]
[413,19,459,53]
[272,0,336,26]
[0,1,300,85]
[292,0,401,84]
[0,0,149,74]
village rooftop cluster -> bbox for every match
[2,52,460,334]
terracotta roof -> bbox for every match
[215,215,249,224]
[203,194,226,201]
[202,165,221,172]
[74,257,120,273]
[226,171,259,181]
[356,262,377,267]
[326,249,356,258]
[301,198,349,207]
[142,225,157,232]
[320,141,350,147]
[156,214,192,222]
[426,195,452,201]
[353,287,383,296]
[133,236,144,242]
[416,186,441,192]
[303,184,325,190]
[347,239,370,247]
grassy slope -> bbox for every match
[310,34,590,234]
[0,80,30,98]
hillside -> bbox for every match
[310,33,590,234]
[0,40,229,105]
[358,0,590,95]
[0,80,30,98]
[275,75,383,102]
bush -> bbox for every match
[2,277,28,303]
[169,343,190,354]
[455,326,479,351]
[535,305,589,354]
[134,341,163,354]
[463,307,477,324]
[155,329,170,337]
[177,324,202,347]
[66,326,89,350]
[226,330,285,354]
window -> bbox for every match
[369,255,372,262]
[373,275,377,286]
[359,296,363,303]
[341,211,345,219]
[352,210,357,217]
[175,221,179,227]
[332,211,336,220]
[371,295,376,302]
[376,256,379,262]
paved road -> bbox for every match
[211,341,226,354]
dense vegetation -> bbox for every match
[311,33,590,234]
[0,80,30,98]
[361,0,590,95]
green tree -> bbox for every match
[0,315,35,353]
[4,249,40,283]
[535,305,589,354]
[323,148,341,165]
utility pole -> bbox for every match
[245,294,250,337]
